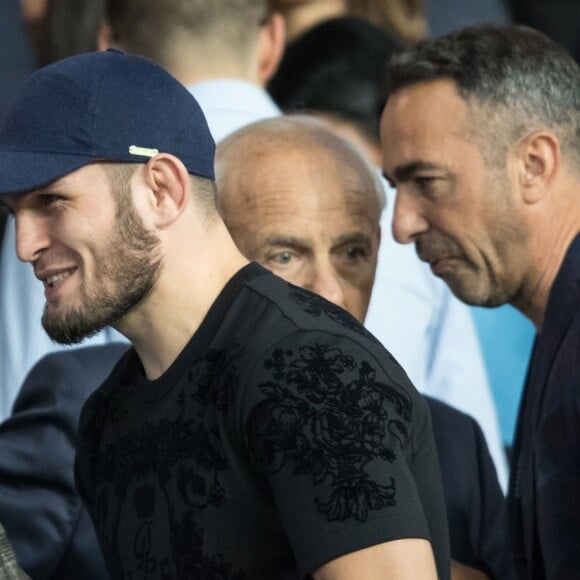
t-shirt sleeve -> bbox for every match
[239,330,435,576]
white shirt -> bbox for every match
[188,79,281,143]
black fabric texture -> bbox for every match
[76,263,450,579]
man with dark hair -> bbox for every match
[0,50,450,579]
[381,24,580,579]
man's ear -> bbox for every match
[142,154,190,229]
[257,13,286,85]
[514,131,560,205]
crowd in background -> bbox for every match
[0,0,579,578]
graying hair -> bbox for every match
[388,25,580,171]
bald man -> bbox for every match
[216,116,515,580]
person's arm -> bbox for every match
[243,328,450,579]
[313,539,437,579]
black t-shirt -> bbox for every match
[76,263,450,579]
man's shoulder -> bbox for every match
[245,272,380,343]
[13,343,130,414]
[37,343,129,370]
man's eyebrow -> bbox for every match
[332,232,372,246]
[265,234,310,249]
[387,160,448,183]
[32,182,68,195]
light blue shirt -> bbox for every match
[366,186,508,489]
[188,79,281,143]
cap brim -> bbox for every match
[0,151,93,195]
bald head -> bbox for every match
[216,116,384,322]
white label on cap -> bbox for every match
[128,145,159,157]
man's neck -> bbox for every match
[117,222,249,380]
[514,211,580,331]
[163,40,262,88]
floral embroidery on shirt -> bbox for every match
[246,342,412,521]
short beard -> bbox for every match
[42,176,163,344]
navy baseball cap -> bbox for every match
[0,49,215,195]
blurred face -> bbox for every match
[219,144,381,322]
[5,163,162,344]
[19,0,48,23]
[381,78,528,307]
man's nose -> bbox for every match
[307,262,346,311]
[14,212,51,263]
[392,191,429,244]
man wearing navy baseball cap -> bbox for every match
[0,50,451,579]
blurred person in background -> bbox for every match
[100,0,284,142]
[268,0,427,44]
[20,0,104,66]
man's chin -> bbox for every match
[441,272,486,306]
[447,280,496,307]
[42,315,104,345]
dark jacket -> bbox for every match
[508,235,580,579]
[0,344,128,580]
[428,397,513,579]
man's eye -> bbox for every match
[415,177,438,196]
[345,246,366,261]
[39,195,62,206]
[270,251,293,265]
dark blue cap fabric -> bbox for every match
[0,49,215,194]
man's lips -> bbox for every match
[425,256,458,276]
[35,267,77,288]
